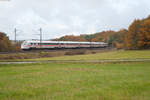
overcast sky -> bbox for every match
[0,0,150,40]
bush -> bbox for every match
[65,50,86,55]
[39,52,54,57]
[91,51,96,54]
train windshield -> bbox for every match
[22,41,28,46]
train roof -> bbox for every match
[23,40,107,44]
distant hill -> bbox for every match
[54,29,127,49]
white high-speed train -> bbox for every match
[21,40,108,50]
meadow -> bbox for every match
[0,62,150,100]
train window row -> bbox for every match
[30,43,58,45]
[29,43,93,45]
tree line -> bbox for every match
[54,15,150,49]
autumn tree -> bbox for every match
[125,15,150,49]
[138,18,150,49]
[90,31,116,43]
[125,19,142,49]
[0,32,14,52]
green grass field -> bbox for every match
[0,62,150,100]
[24,50,150,61]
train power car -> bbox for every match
[21,40,108,50]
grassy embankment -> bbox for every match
[0,62,150,100]
[21,50,150,61]
[0,49,108,61]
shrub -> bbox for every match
[65,50,86,55]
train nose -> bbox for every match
[21,45,24,49]
[21,45,29,50]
